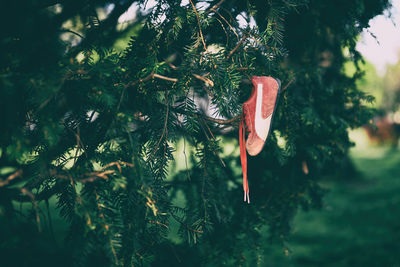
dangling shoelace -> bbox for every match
[239,113,250,203]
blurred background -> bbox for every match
[267,0,400,265]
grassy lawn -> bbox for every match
[264,130,400,266]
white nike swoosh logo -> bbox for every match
[255,83,272,141]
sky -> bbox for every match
[356,0,400,74]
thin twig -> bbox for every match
[149,220,169,229]
[20,188,41,232]
[116,86,126,111]
[94,190,105,220]
[282,77,296,91]
[215,11,239,40]
[170,213,203,234]
[0,169,23,187]
[87,170,115,179]
[138,71,155,83]
[201,114,241,125]
[227,34,248,59]
[189,0,207,51]
[72,126,85,166]
[205,0,226,14]
[153,73,178,82]
[125,71,178,89]
[100,161,134,172]
[202,119,216,140]
[124,72,153,88]
[192,73,214,87]
[172,104,240,125]
[191,74,215,98]
[60,29,84,39]
[199,118,226,168]
[94,190,119,265]
[78,176,107,183]
[166,61,178,70]
[54,169,115,183]
[51,162,132,184]
[166,60,248,72]
[38,96,53,110]
[215,16,229,43]
[161,64,216,92]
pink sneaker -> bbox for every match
[239,76,281,203]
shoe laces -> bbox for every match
[239,111,250,204]
[243,106,252,133]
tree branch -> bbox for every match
[60,29,84,39]
[170,213,203,234]
[0,169,23,187]
[227,34,248,59]
[20,188,41,232]
[215,10,239,40]
[192,73,214,87]
[153,73,178,83]
[205,0,227,15]
[282,77,296,91]
[124,71,178,89]
[201,114,241,125]
[189,0,207,51]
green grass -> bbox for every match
[264,131,400,266]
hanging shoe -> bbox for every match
[239,76,281,203]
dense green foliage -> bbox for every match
[0,0,390,266]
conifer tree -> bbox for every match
[0,0,390,266]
